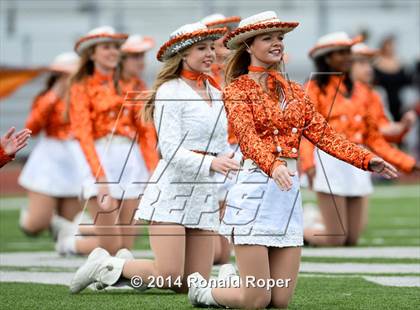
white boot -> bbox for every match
[115,248,135,260]
[218,264,241,288]
[50,214,73,241]
[70,247,125,294]
[94,248,137,291]
[188,272,221,307]
[55,221,78,256]
[303,203,324,230]
[218,264,237,280]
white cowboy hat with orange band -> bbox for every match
[223,11,299,50]
[351,42,379,58]
[49,52,79,74]
[121,34,155,54]
[74,26,128,56]
[157,22,226,62]
[309,32,363,59]
[200,13,241,29]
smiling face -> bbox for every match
[325,48,352,73]
[249,31,284,67]
[182,39,216,73]
[122,52,145,78]
[90,42,121,72]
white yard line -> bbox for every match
[300,262,419,274]
[302,247,420,259]
[0,271,73,285]
[363,276,420,287]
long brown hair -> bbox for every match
[224,38,253,85]
[142,53,183,122]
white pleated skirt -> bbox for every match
[313,149,373,197]
[219,167,303,248]
[81,135,150,200]
[18,137,88,197]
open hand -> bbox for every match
[272,164,295,191]
[211,152,240,179]
[368,157,398,179]
[1,127,31,155]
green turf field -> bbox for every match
[0,184,419,309]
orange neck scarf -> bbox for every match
[180,69,221,90]
[247,65,289,94]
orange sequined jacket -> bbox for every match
[0,146,14,168]
[299,76,415,173]
[25,91,71,139]
[70,71,158,180]
[223,75,375,177]
[120,76,159,172]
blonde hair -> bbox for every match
[142,53,183,122]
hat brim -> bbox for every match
[157,28,226,62]
[49,64,78,74]
[122,37,155,54]
[224,21,299,50]
[75,34,128,55]
[205,16,241,29]
[309,36,363,59]
[352,49,379,58]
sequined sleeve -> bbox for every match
[299,85,374,171]
[369,89,409,144]
[0,145,14,168]
[70,82,105,179]
[223,83,278,176]
[25,91,58,135]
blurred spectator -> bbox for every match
[373,35,412,121]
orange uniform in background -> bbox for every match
[299,76,415,174]
[120,76,159,172]
[70,70,158,180]
[25,91,71,139]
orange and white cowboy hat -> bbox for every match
[351,42,379,58]
[157,22,226,62]
[121,34,155,54]
[309,32,363,59]
[49,52,79,74]
[224,11,299,50]
[74,26,128,55]
[200,13,241,30]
